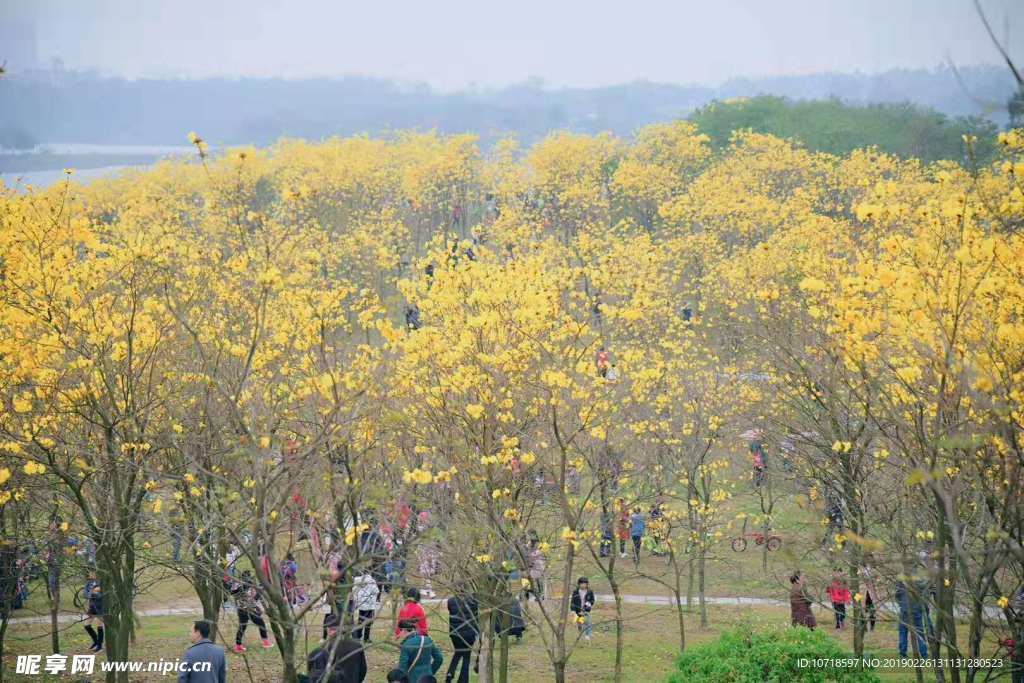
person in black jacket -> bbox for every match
[445,591,478,683]
[570,577,595,643]
[84,578,104,652]
[492,598,525,642]
[307,613,367,683]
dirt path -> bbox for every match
[13,592,993,626]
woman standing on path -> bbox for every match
[617,501,630,559]
[417,541,440,599]
[445,589,479,683]
[858,560,880,632]
[789,572,816,630]
[352,571,380,643]
[83,578,104,652]
[629,508,646,566]
[527,536,546,602]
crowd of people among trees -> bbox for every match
[0,120,1022,683]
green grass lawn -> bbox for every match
[552,479,839,603]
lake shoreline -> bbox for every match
[0,151,185,174]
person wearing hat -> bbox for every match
[394,587,429,638]
[306,613,367,683]
[570,577,595,643]
[396,618,443,683]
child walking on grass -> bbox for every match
[571,577,596,643]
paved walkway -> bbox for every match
[8,592,1000,626]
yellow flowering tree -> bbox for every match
[0,179,184,679]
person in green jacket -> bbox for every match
[396,618,443,683]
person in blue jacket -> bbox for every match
[895,580,932,658]
[630,508,646,566]
[178,621,226,683]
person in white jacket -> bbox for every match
[352,572,379,643]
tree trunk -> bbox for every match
[847,555,864,658]
[498,626,509,683]
[929,605,945,683]
[908,589,925,683]
[195,560,224,640]
[609,573,624,682]
[940,584,959,683]
[553,659,567,683]
[0,614,9,683]
[104,606,132,683]
[98,547,136,683]
[49,577,60,654]
[1010,616,1024,683]
[269,615,299,683]
[199,590,222,637]
[851,594,864,657]
[672,556,686,653]
[686,555,694,612]
[282,660,298,683]
[698,550,707,628]
[761,518,770,573]
[478,607,494,683]
[966,598,985,683]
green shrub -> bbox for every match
[668,626,881,682]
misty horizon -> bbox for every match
[2,0,1022,91]
[0,61,1014,95]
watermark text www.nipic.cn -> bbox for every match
[16,654,212,676]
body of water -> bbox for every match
[0,143,210,190]
[1,165,138,190]
[1,143,194,156]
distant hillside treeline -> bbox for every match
[691,96,998,164]
[0,64,1015,160]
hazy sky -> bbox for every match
[5,0,1023,89]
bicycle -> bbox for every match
[730,518,782,552]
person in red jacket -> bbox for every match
[595,347,610,378]
[827,568,852,629]
[394,587,429,637]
